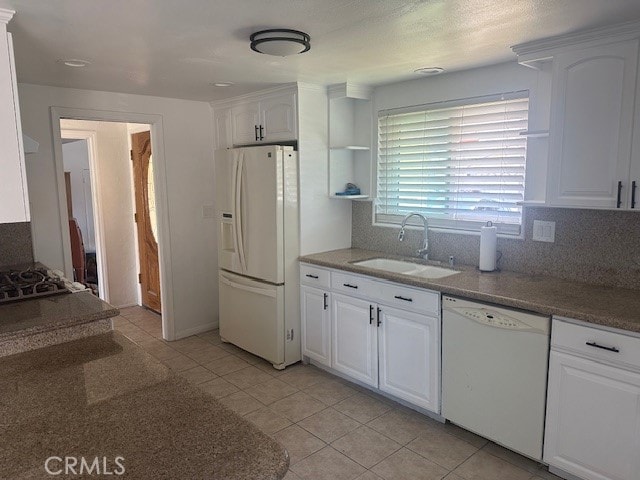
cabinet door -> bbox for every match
[378,306,440,413]
[261,92,297,142]
[213,107,232,149]
[231,101,260,145]
[301,285,331,367]
[544,351,640,480]
[0,30,29,223]
[547,40,638,208]
[331,293,377,387]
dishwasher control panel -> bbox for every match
[454,307,530,330]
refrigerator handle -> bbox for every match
[234,154,247,272]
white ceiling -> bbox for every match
[2,0,640,102]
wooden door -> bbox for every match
[131,131,161,313]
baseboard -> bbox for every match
[548,465,584,480]
[173,321,218,340]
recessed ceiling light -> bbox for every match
[210,82,234,87]
[58,59,91,68]
[414,67,444,76]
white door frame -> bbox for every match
[59,128,110,302]
[50,106,176,341]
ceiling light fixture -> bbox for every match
[250,29,310,57]
[211,82,234,87]
[58,59,91,68]
[414,67,444,76]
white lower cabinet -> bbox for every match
[300,285,331,367]
[378,306,439,412]
[332,293,378,387]
[544,318,640,480]
[300,263,440,413]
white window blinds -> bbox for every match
[376,92,529,235]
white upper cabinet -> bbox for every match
[213,106,232,149]
[0,10,30,223]
[547,40,638,209]
[260,92,297,142]
[214,88,297,147]
[514,22,640,211]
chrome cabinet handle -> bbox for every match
[586,341,620,353]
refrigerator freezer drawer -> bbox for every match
[218,270,285,365]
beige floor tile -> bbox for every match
[244,378,299,405]
[366,409,434,445]
[219,342,248,355]
[443,474,466,480]
[407,430,478,470]
[140,342,182,361]
[203,354,250,375]
[272,425,326,464]
[290,446,366,480]
[232,348,264,364]
[111,316,130,327]
[529,467,563,479]
[198,377,240,399]
[355,472,385,480]
[481,443,541,474]
[331,425,402,469]
[371,448,449,480]
[218,391,264,416]
[197,330,222,345]
[120,327,155,343]
[244,407,292,435]
[441,422,489,449]
[222,365,273,389]
[283,470,302,480]
[254,358,288,376]
[161,353,199,372]
[279,364,330,389]
[453,450,532,480]
[297,407,361,443]
[185,345,229,364]
[271,391,327,422]
[170,336,212,353]
[176,366,218,385]
[334,393,391,424]
[302,378,358,405]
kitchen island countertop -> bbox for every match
[300,248,640,334]
[0,331,289,479]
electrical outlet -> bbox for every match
[286,329,294,341]
[532,220,555,243]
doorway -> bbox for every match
[59,119,161,316]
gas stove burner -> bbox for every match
[0,267,70,304]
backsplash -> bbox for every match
[0,222,34,267]
[352,202,640,290]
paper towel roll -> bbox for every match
[479,222,497,272]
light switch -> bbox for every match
[532,220,555,243]
[202,204,215,219]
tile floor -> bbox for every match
[115,306,561,480]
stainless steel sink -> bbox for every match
[352,258,460,279]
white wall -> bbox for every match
[62,139,96,252]
[373,61,549,203]
[297,84,352,254]
[19,83,217,338]
[61,119,139,308]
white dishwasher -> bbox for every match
[442,295,550,461]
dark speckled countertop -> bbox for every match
[0,331,289,480]
[300,248,640,334]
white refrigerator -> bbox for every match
[215,145,300,369]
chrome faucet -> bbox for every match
[398,212,429,259]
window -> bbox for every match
[376,91,529,235]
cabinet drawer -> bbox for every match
[552,318,640,370]
[300,263,330,288]
[378,282,439,316]
[331,271,377,299]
